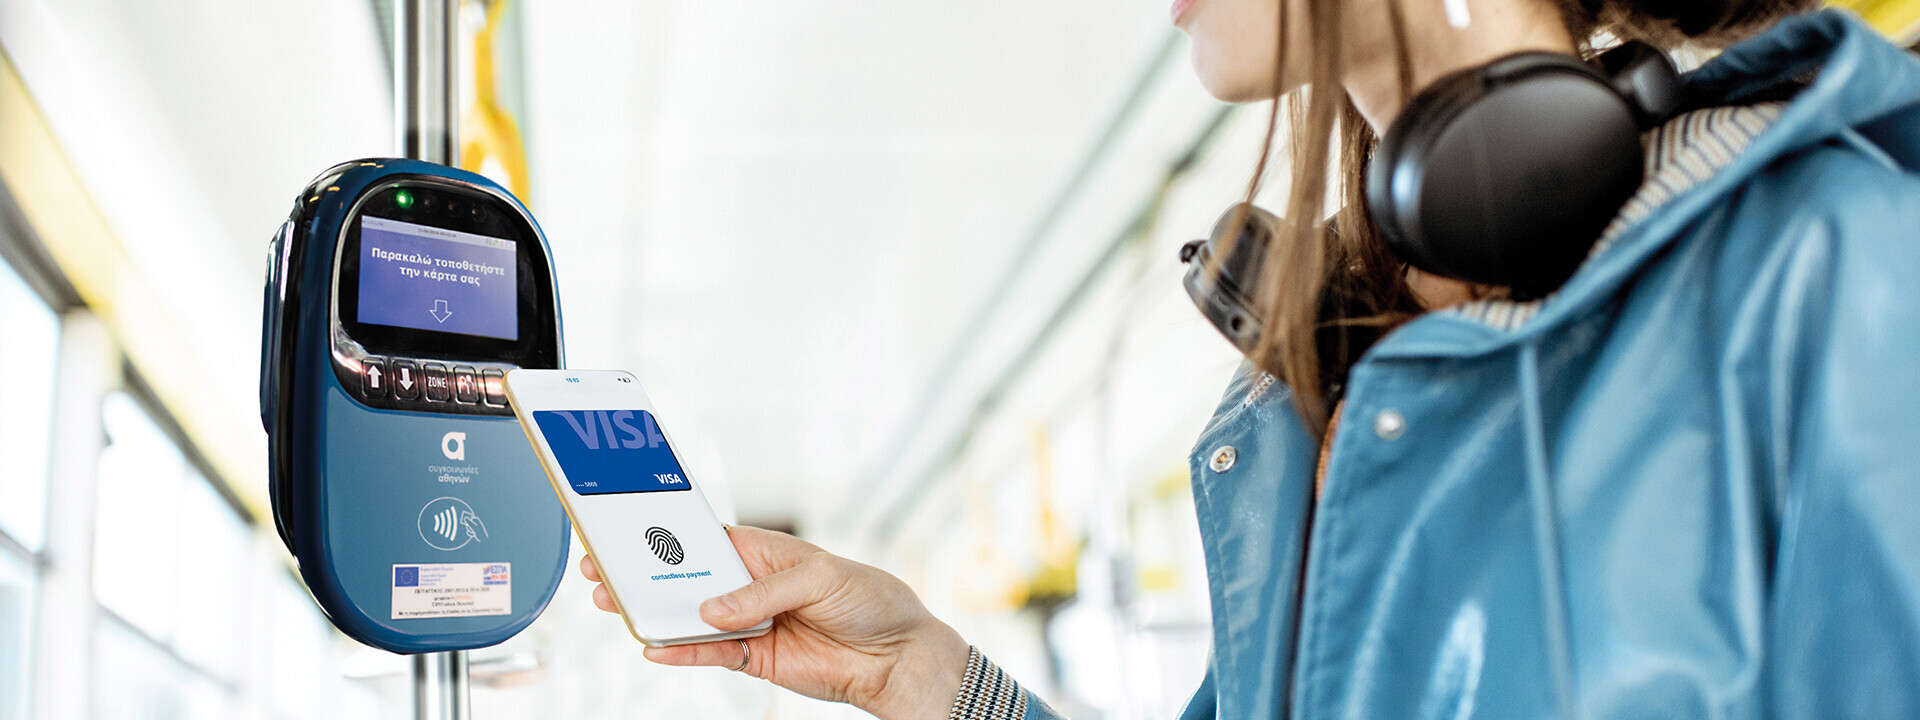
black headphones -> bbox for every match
[1180,203,1279,355]
[1370,40,1679,297]
[1183,41,1680,350]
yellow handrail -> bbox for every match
[1830,0,1920,44]
[460,0,533,202]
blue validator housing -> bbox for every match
[260,158,569,653]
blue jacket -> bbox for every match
[1022,10,1920,719]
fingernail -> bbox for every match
[702,594,737,618]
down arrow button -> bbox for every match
[392,359,421,400]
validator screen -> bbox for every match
[357,216,519,340]
[532,410,694,495]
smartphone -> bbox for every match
[503,369,770,646]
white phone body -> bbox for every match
[503,369,770,647]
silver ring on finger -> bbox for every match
[731,639,750,673]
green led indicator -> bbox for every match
[394,190,414,209]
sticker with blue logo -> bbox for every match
[532,410,693,495]
[483,564,510,585]
[391,562,512,620]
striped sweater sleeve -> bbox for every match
[946,646,1064,720]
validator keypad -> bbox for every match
[353,354,514,414]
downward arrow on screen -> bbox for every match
[429,299,453,324]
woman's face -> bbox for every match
[1174,0,1310,102]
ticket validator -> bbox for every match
[260,159,569,653]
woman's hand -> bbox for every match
[580,526,971,720]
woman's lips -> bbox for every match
[1172,0,1197,24]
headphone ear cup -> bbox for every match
[1367,68,1484,279]
[1367,53,1651,298]
[1181,203,1279,354]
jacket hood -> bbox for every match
[1371,9,1920,361]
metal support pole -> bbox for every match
[413,652,472,720]
[396,1,468,717]
[396,0,460,166]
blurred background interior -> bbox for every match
[0,1,1914,718]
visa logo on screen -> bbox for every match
[532,409,691,495]
[549,410,667,450]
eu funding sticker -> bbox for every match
[392,562,512,620]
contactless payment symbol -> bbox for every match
[646,526,685,565]
[417,496,488,551]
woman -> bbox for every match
[586,0,1920,714]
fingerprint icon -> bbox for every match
[646,527,685,565]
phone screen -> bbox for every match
[530,410,692,495]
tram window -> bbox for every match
[91,392,255,713]
[0,259,59,552]
[0,550,34,720]
[172,474,248,684]
[94,393,189,642]
[91,616,190,719]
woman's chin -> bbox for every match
[1197,72,1271,103]
[1190,46,1274,102]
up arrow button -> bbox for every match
[361,358,389,399]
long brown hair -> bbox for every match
[1222,0,1814,435]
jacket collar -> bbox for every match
[1369,9,1920,361]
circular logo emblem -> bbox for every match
[417,497,486,551]
[646,526,685,565]
[442,431,467,460]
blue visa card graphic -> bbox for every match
[532,410,692,495]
